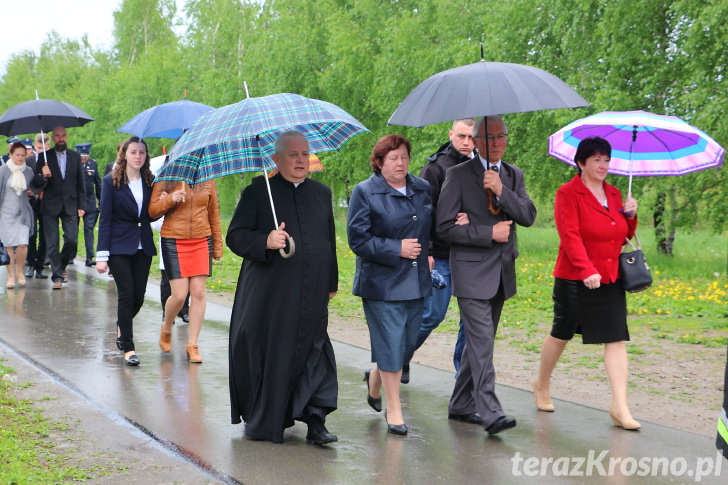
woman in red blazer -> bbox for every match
[532,137,640,430]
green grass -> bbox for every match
[0,360,100,482]
[78,207,726,346]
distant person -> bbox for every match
[532,136,640,430]
[0,142,34,289]
[24,133,50,279]
[104,142,123,176]
[437,116,536,435]
[76,143,101,266]
[347,134,432,436]
[226,131,339,445]
[31,126,86,290]
[96,137,157,366]
[148,175,223,364]
[403,118,476,383]
[1,136,19,164]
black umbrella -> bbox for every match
[388,48,589,213]
[388,55,589,127]
[0,98,94,136]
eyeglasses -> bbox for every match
[473,134,509,142]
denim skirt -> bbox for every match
[362,298,423,372]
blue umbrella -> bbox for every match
[157,92,369,258]
[117,99,214,139]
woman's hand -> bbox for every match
[266,222,289,249]
[455,212,469,225]
[623,196,638,218]
[171,189,186,204]
[96,261,108,274]
[583,273,601,289]
[400,238,421,259]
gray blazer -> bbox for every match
[436,158,536,301]
[0,163,35,234]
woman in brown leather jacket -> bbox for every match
[148,179,223,363]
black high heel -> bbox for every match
[364,369,382,412]
[384,410,407,435]
[116,325,122,351]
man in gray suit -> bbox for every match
[32,126,86,289]
[436,116,536,435]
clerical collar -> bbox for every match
[478,154,501,172]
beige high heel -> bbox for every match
[609,404,641,430]
[532,380,555,412]
[159,324,172,353]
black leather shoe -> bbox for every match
[124,354,140,366]
[384,410,407,435]
[486,416,516,435]
[364,370,382,412]
[306,416,337,445]
[448,412,484,425]
[116,337,123,351]
[35,269,48,279]
[85,259,96,267]
[400,364,410,384]
[25,266,34,278]
[179,313,190,324]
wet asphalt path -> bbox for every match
[0,262,725,484]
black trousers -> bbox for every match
[82,210,98,259]
[109,251,152,352]
[160,269,190,318]
[27,214,46,271]
[42,213,79,282]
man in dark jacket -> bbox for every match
[32,126,86,289]
[24,134,50,279]
[76,143,101,266]
[403,119,476,383]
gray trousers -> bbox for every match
[448,288,505,429]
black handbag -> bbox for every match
[619,235,652,293]
[0,241,9,266]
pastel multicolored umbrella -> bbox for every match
[549,110,725,194]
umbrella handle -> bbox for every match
[279,236,295,259]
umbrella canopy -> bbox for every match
[0,99,94,136]
[388,60,589,127]
[157,93,368,184]
[117,99,214,139]
[548,110,725,178]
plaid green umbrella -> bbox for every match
[156,92,369,258]
[156,93,368,184]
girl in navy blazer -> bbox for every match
[533,137,640,430]
[96,137,157,366]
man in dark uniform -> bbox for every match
[24,134,48,278]
[76,143,101,266]
[2,136,19,163]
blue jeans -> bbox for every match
[404,257,466,372]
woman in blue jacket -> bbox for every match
[96,137,157,366]
[347,134,432,435]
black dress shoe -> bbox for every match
[486,416,516,435]
[85,259,96,267]
[116,337,123,351]
[35,269,48,279]
[384,410,407,435]
[306,416,337,445]
[400,364,410,384]
[25,266,34,278]
[179,313,190,324]
[363,369,382,412]
[448,412,484,425]
[124,354,140,366]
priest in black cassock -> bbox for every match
[226,131,339,445]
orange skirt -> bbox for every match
[161,236,212,279]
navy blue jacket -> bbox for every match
[96,174,156,260]
[347,172,432,301]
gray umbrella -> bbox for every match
[388,59,589,127]
[0,98,94,136]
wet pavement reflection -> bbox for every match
[0,263,725,483]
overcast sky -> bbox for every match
[0,0,185,74]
